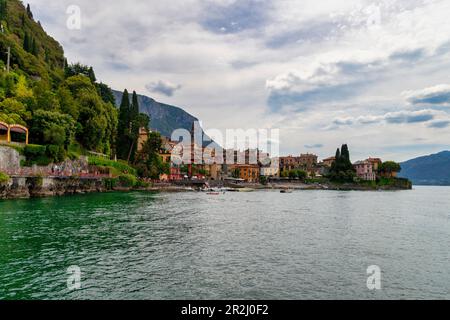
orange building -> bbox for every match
[137,127,150,152]
[367,158,382,171]
[322,156,336,167]
[228,164,260,183]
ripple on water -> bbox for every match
[0,188,450,299]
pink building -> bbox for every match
[353,160,376,181]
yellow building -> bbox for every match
[0,122,29,145]
[228,164,260,183]
[137,127,150,152]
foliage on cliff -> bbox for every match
[0,1,117,160]
[0,171,10,184]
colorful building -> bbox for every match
[321,156,336,167]
[279,153,318,172]
[367,157,382,171]
[260,164,279,178]
[0,122,29,145]
[137,127,150,152]
[228,164,260,183]
[353,160,376,181]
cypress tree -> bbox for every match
[117,89,131,160]
[31,38,38,56]
[131,91,140,130]
[23,32,30,51]
[88,67,96,83]
[340,144,353,170]
[26,4,33,19]
[127,91,140,162]
[0,0,7,20]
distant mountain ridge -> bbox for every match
[112,90,214,146]
[399,151,450,186]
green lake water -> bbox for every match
[0,187,449,299]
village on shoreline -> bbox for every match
[0,123,412,200]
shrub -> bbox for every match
[103,178,118,190]
[23,144,52,166]
[23,144,65,166]
[0,172,10,185]
[118,174,137,188]
[134,179,150,188]
[88,156,136,176]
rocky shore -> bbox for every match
[0,176,109,200]
[0,176,413,200]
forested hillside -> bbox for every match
[0,0,118,163]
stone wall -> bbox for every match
[0,146,21,173]
[0,176,108,199]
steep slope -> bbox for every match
[113,90,214,146]
[399,151,450,186]
[0,0,65,82]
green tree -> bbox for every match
[135,131,166,179]
[88,67,96,83]
[126,91,140,162]
[329,144,356,182]
[0,98,31,125]
[31,37,39,56]
[23,32,30,52]
[0,0,7,20]
[30,109,75,148]
[96,82,116,105]
[33,81,60,112]
[57,85,79,120]
[65,63,96,83]
[379,161,401,177]
[26,4,33,19]
[117,89,131,160]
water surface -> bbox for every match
[0,187,449,299]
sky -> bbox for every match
[27,0,450,162]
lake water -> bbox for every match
[0,187,449,300]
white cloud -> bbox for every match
[403,84,450,105]
[146,80,182,97]
[27,0,450,161]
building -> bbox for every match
[170,166,183,181]
[322,156,336,167]
[299,153,318,169]
[227,164,260,183]
[0,122,29,145]
[279,153,318,172]
[367,158,382,171]
[137,127,150,152]
[354,160,376,181]
[207,163,224,180]
[260,165,279,178]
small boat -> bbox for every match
[238,188,255,192]
[206,191,224,196]
[280,189,293,194]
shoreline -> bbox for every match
[0,177,413,200]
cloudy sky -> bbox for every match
[28,0,450,161]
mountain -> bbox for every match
[112,90,215,146]
[399,151,450,186]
